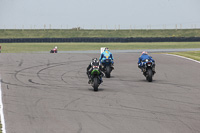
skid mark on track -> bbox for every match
[14,64,45,85]
[28,79,46,86]
[174,116,196,133]
[36,62,68,81]
[18,59,23,67]
[53,108,180,123]
[85,113,111,130]
[13,55,75,85]
[64,97,82,109]
[36,60,88,85]
[14,61,72,86]
[77,122,82,133]
[61,68,80,84]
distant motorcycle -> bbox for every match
[141,59,155,82]
[90,64,102,91]
[101,57,113,78]
[50,49,57,53]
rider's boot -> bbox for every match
[152,65,156,74]
[111,62,114,70]
[100,77,103,84]
[88,78,91,84]
[111,65,114,70]
[88,74,92,84]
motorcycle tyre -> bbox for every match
[147,69,153,82]
[105,66,111,78]
[93,77,98,91]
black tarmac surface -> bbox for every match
[0,53,200,133]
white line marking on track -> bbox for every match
[165,54,200,64]
[0,75,6,133]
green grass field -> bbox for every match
[1,42,200,53]
[0,29,200,38]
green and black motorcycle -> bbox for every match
[90,64,102,91]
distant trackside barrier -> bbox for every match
[0,37,200,43]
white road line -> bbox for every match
[165,54,200,64]
[0,75,6,133]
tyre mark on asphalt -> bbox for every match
[61,68,81,84]
[28,79,47,86]
[77,122,82,133]
[14,64,45,85]
[36,60,88,85]
[14,54,74,85]
[53,107,180,123]
[85,103,200,122]
[85,113,111,130]
[174,116,196,133]
[149,95,200,106]
[1,79,37,89]
[18,59,23,67]
[14,61,70,86]
[1,79,52,94]
[36,62,68,82]
[64,97,83,109]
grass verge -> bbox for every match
[1,29,200,38]
[170,51,200,61]
[1,42,200,53]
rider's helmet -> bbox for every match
[92,58,99,66]
[55,46,57,49]
[142,51,148,55]
[104,47,109,51]
[92,58,98,62]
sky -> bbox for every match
[0,0,200,29]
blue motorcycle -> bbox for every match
[101,56,113,78]
[140,59,155,82]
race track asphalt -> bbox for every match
[0,53,200,133]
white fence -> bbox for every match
[1,23,200,30]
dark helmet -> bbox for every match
[92,58,98,62]
[104,47,109,51]
[91,58,99,66]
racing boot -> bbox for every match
[152,65,156,74]
[88,74,92,84]
[111,62,114,70]
[100,77,103,84]
[88,78,92,84]
[111,64,114,70]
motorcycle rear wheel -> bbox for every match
[93,77,99,91]
[147,69,153,82]
[105,66,111,78]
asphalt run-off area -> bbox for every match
[0,52,200,133]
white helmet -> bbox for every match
[55,46,57,49]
